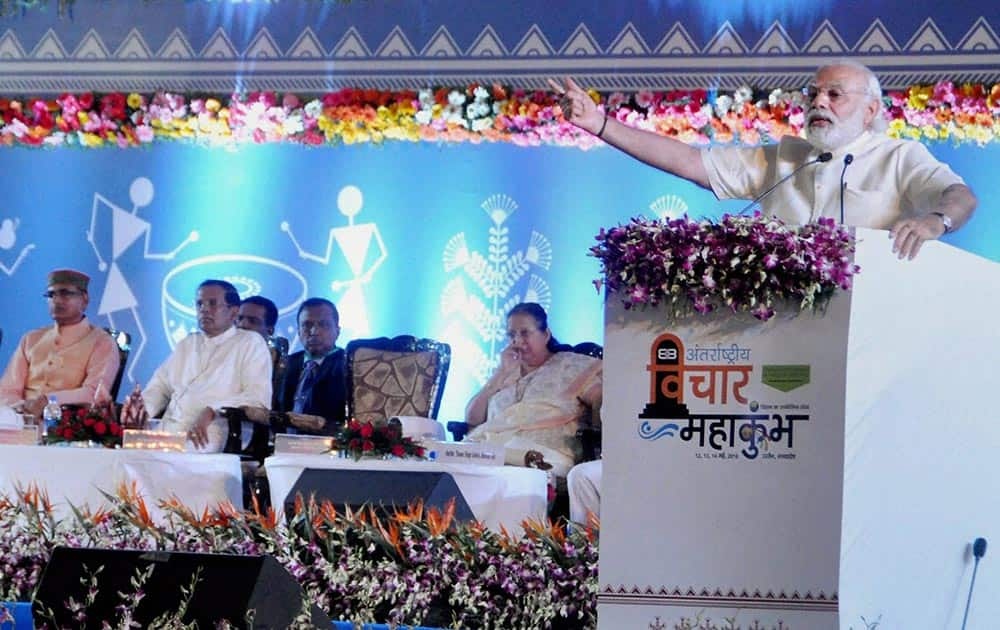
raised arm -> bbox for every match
[550,77,712,190]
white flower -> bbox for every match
[714,95,733,116]
[447,90,466,107]
[414,109,432,125]
[304,99,322,118]
[418,88,434,106]
[734,86,753,104]
[473,85,489,102]
[471,117,493,132]
[283,114,304,135]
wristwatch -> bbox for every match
[929,211,953,233]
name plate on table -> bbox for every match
[0,427,41,445]
[274,433,335,455]
[425,440,504,466]
[122,429,186,452]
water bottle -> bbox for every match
[42,395,61,441]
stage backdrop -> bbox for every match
[0,142,996,419]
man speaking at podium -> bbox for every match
[555,60,979,524]
[552,60,977,261]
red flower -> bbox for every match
[93,421,107,435]
[348,419,361,432]
[62,428,74,439]
[109,422,121,436]
[100,93,127,121]
[359,423,374,438]
[78,92,94,110]
[391,444,405,457]
[362,440,374,452]
[83,417,95,427]
[349,438,360,450]
[62,409,71,420]
[415,447,425,457]
[76,408,87,418]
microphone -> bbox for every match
[839,154,854,225]
[739,152,832,215]
[961,537,988,630]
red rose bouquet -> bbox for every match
[45,403,122,448]
[334,418,425,460]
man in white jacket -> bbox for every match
[140,279,272,452]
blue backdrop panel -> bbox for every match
[0,143,995,419]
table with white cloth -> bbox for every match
[0,445,242,522]
[265,453,548,533]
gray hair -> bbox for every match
[815,59,887,133]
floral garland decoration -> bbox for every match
[0,81,998,149]
[590,213,858,321]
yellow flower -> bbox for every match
[80,132,103,147]
[77,111,89,124]
[205,99,221,113]
[920,125,939,140]
[126,93,143,109]
[587,89,601,104]
[906,86,932,110]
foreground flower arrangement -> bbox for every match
[0,81,997,149]
[590,214,859,321]
[0,483,598,629]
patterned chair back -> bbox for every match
[345,335,451,425]
[104,328,131,402]
[267,336,290,409]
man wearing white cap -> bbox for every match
[0,268,120,417]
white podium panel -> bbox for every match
[598,228,1000,629]
[599,284,850,628]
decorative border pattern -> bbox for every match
[0,18,998,93]
[599,585,838,613]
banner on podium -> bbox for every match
[598,293,851,629]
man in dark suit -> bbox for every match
[276,297,348,436]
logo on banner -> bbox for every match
[636,333,809,460]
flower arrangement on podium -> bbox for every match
[590,213,859,322]
[44,402,122,448]
[332,418,426,461]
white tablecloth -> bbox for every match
[0,445,242,522]
[265,454,547,533]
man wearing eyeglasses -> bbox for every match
[0,269,120,418]
[132,279,272,452]
[276,297,347,435]
[552,59,977,260]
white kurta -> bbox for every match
[701,131,965,228]
[143,326,271,452]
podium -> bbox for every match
[597,228,1000,629]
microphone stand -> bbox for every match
[739,152,833,215]
[839,154,854,225]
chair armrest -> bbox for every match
[446,420,470,442]
[576,426,602,461]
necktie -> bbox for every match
[293,359,319,414]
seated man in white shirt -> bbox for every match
[136,279,272,452]
[552,59,977,260]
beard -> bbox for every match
[805,106,867,152]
